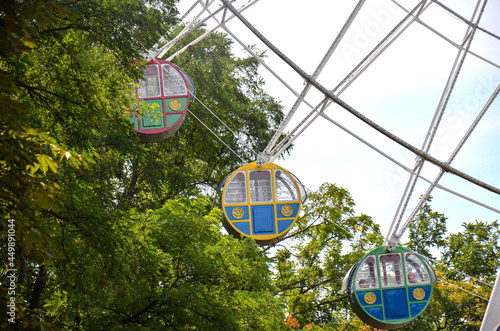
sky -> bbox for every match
[174,0,500,242]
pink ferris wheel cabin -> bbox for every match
[128,58,195,143]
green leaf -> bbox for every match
[37,154,49,175]
[36,154,58,174]
[33,189,60,211]
[28,163,41,175]
[24,40,37,49]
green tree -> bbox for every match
[44,198,284,329]
[403,271,489,331]
[2,2,498,330]
[443,220,500,280]
[402,200,498,331]
[269,195,497,331]
[115,27,286,211]
[1,0,286,329]
[271,183,383,328]
[407,196,447,260]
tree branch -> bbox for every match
[39,23,84,35]
[30,265,49,309]
[15,81,80,105]
[120,299,160,325]
[276,277,341,295]
[294,295,348,317]
[314,294,348,307]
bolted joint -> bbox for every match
[386,233,400,252]
[256,153,270,168]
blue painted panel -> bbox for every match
[233,222,250,235]
[410,303,427,317]
[365,307,384,321]
[356,291,381,306]
[225,206,249,221]
[252,205,275,234]
[277,220,293,233]
[408,286,431,302]
[276,203,299,218]
[383,289,409,320]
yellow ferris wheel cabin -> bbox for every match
[219,162,306,246]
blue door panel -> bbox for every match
[252,205,275,234]
[383,289,409,319]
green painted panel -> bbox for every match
[128,116,139,130]
[166,97,188,112]
[166,113,183,127]
[140,99,164,129]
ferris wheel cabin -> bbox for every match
[128,58,194,143]
[219,162,306,246]
[342,246,437,330]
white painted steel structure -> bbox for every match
[164,0,500,328]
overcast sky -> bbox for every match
[175,0,500,240]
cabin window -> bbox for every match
[355,256,378,290]
[224,171,247,204]
[162,64,187,96]
[404,253,431,285]
[138,65,161,97]
[178,67,196,98]
[249,170,273,203]
[379,254,404,287]
[275,169,299,202]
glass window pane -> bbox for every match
[379,254,404,287]
[138,65,161,97]
[355,256,378,290]
[423,256,437,284]
[405,253,431,285]
[177,67,196,99]
[224,171,247,204]
[162,64,187,96]
[249,170,273,203]
[275,169,299,202]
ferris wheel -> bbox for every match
[137,0,500,329]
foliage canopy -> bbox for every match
[1,1,498,330]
